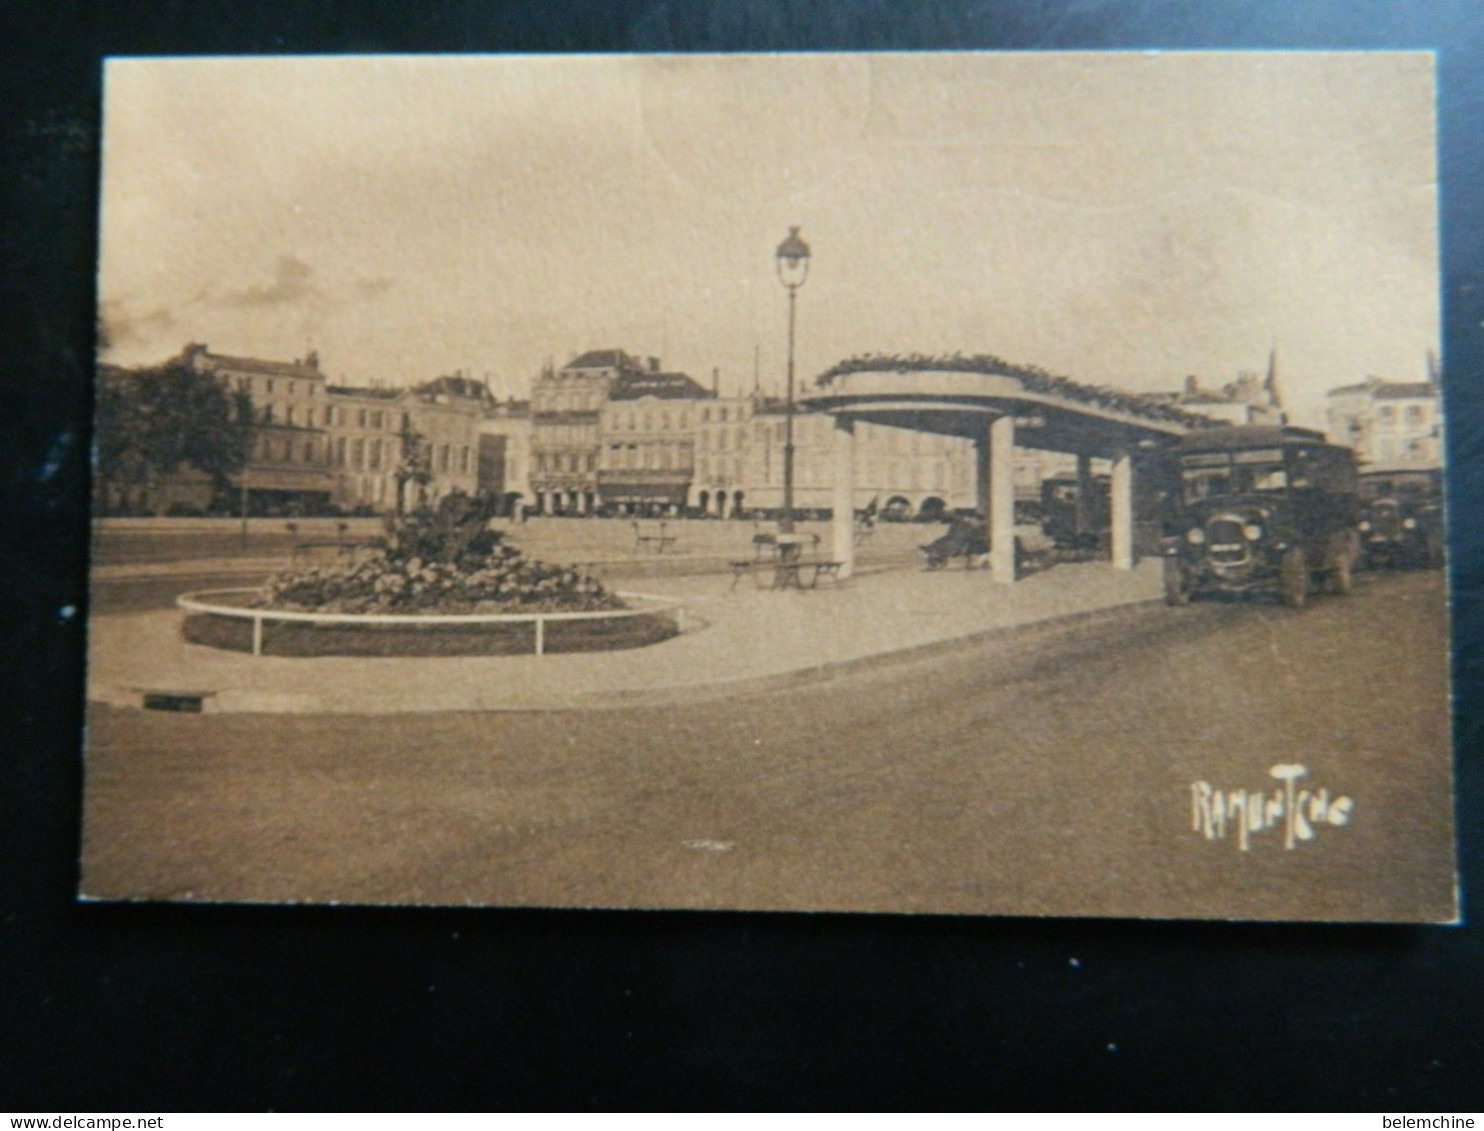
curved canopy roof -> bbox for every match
[803,354,1216,459]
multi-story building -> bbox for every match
[180,342,337,514]
[1145,372,1285,427]
[409,374,484,506]
[530,349,641,515]
[323,385,403,512]
[691,393,753,516]
[597,365,712,515]
[744,403,978,520]
[132,344,505,516]
[527,347,1237,525]
[1326,376,1442,468]
[325,373,487,513]
[477,397,532,514]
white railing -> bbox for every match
[176,588,687,657]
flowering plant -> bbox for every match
[813,352,1218,429]
[253,494,624,615]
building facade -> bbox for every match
[181,342,337,514]
[690,395,753,517]
[523,347,1219,523]
[1145,372,1285,427]
[1326,377,1443,468]
[325,374,487,513]
[530,349,643,514]
[597,366,712,514]
[323,386,404,512]
[477,397,532,513]
[741,404,980,519]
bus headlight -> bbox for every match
[1186,527,1205,545]
[1242,523,1263,541]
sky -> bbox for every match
[97,51,1439,431]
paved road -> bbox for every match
[90,569,276,614]
[81,571,1455,922]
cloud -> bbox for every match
[98,298,176,349]
[225,254,320,307]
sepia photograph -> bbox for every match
[83,51,1455,922]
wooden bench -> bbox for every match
[751,529,820,561]
[773,559,846,590]
[632,520,678,554]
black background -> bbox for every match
[2,0,1481,1111]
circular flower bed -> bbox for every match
[179,496,681,657]
[251,544,624,617]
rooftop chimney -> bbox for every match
[648,356,660,373]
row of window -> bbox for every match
[332,438,388,471]
[696,458,745,484]
[257,403,411,430]
[698,431,739,451]
[536,423,600,445]
[235,375,320,398]
[605,411,691,432]
[1377,404,1432,425]
[1372,437,1439,461]
[533,410,970,460]
[603,407,747,431]
[533,390,603,415]
[601,444,694,472]
[257,437,320,464]
[530,439,973,482]
[535,452,597,474]
[255,435,472,474]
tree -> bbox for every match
[94,369,151,509]
[94,360,255,509]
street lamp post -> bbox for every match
[775,226,811,533]
[239,407,257,551]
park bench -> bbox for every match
[772,558,846,590]
[632,520,678,554]
[750,527,820,561]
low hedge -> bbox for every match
[182,610,678,658]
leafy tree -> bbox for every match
[94,370,148,502]
[94,360,255,508]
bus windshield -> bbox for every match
[1180,456,1287,503]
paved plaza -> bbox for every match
[87,517,1163,714]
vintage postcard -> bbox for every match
[84,52,1455,921]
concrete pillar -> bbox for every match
[1110,445,1134,570]
[974,433,989,516]
[832,415,856,579]
[1075,453,1093,542]
[989,415,1016,583]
